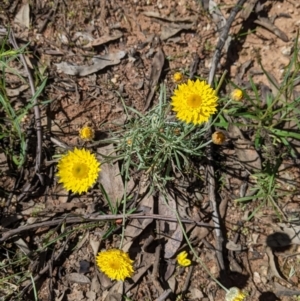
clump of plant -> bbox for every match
[107,81,218,193]
[214,37,300,219]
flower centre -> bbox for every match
[83,128,91,136]
[109,261,121,270]
[72,163,89,179]
[187,94,202,109]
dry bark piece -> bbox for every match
[55,51,126,76]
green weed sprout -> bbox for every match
[215,37,300,218]
[216,38,300,160]
[0,38,48,169]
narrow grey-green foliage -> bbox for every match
[111,83,211,193]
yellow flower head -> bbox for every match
[231,89,243,101]
[171,79,218,125]
[176,251,191,267]
[96,249,134,281]
[57,148,100,194]
[173,72,183,83]
[79,126,95,141]
[225,287,246,301]
[212,131,226,145]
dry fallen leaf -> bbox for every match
[240,0,259,20]
[228,123,262,172]
[6,85,29,97]
[265,246,286,282]
[125,255,153,293]
[164,225,183,259]
[274,282,300,297]
[209,0,226,31]
[55,51,126,76]
[122,174,154,252]
[144,47,165,111]
[14,3,30,28]
[160,23,194,41]
[159,194,183,259]
[67,272,91,284]
[83,32,123,48]
[255,17,289,42]
[275,223,300,245]
[143,11,197,23]
[103,280,123,301]
[98,144,124,208]
[226,240,246,252]
[234,139,262,172]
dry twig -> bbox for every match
[207,0,248,271]
[0,213,214,242]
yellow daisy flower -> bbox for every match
[225,287,246,301]
[176,251,191,267]
[96,249,134,281]
[79,125,95,141]
[57,148,100,194]
[212,131,226,145]
[173,72,183,83]
[231,89,243,101]
[171,79,218,125]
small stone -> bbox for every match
[261,276,268,284]
[230,65,238,77]
[281,46,293,56]
[253,271,261,284]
